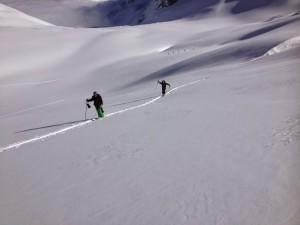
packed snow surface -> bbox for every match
[0,1,300,225]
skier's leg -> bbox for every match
[97,107,104,118]
[100,106,105,117]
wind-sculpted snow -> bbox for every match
[264,35,300,56]
[239,18,300,41]
[128,42,279,86]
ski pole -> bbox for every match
[85,103,88,120]
[85,102,91,120]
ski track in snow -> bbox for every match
[0,99,66,118]
[0,79,207,152]
[0,79,61,87]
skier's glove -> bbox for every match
[86,99,89,102]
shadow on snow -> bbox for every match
[15,95,160,133]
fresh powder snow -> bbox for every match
[0,1,300,225]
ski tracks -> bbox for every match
[0,78,207,152]
[0,99,66,118]
[0,79,61,87]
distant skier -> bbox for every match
[157,80,171,96]
[86,91,104,118]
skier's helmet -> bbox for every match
[93,91,97,96]
[162,80,166,83]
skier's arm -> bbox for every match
[167,83,171,88]
[86,96,94,102]
[158,80,162,85]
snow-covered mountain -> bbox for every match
[0,0,299,27]
[0,1,300,225]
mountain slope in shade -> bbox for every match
[0,0,299,27]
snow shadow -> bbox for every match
[226,0,286,14]
[62,0,300,28]
[127,41,279,86]
[240,18,300,40]
[15,119,88,133]
[77,0,221,27]
[76,0,147,27]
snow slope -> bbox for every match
[0,3,52,27]
[264,35,300,56]
[1,0,299,27]
[0,1,300,225]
